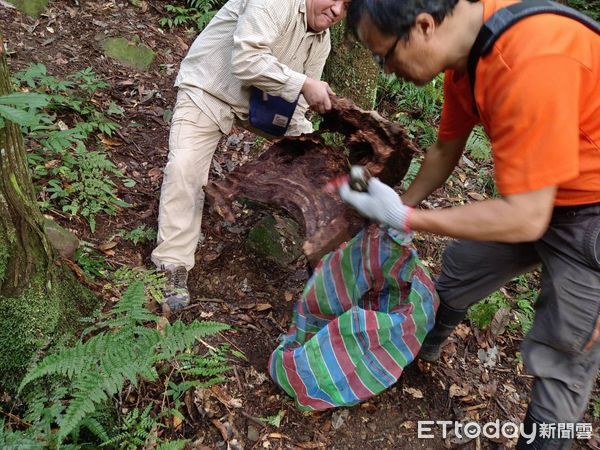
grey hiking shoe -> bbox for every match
[162,265,190,311]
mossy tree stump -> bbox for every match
[0,37,97,393]
[323,22,380,110]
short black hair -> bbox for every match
[347,0,460,40]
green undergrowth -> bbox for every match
[468,275,537,335]
[8,63,130,232]
[569,0,600,20]
[376,72,497,197]
[593,395,600,418]
[1,281,231,448]
[159,0,226,31]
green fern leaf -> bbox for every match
[182,365,230,377]
[107,281,158,326]
[80,416,110,442]
[18,333,107,391]
[58,367,131,442]
[156,320,229,359]
[467,125,491,162]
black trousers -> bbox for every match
[436,202,600,425]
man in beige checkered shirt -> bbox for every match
[152,0,350,310]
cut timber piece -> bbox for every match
[205,96,418,265]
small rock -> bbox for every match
[43,218,79,259]
[478,346,498,368]
[247,425,260,442]
[227,134,242,147]
[331,409,349,430]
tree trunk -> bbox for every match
[323,22,380,110]
[0,37,96,393]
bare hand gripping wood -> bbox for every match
[205,96,418,265]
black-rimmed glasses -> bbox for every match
[372,36,400,70]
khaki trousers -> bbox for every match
[151,91,223,270]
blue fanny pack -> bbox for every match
[249,86,299,136]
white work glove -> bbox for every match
[339,177,413,233]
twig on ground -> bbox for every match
[241,410,266,428]
[217,331,246,357]
[211,418,230,441]
[0,410,31,428]
[181,297,225,312]
[495,397,511,418]
[199,338,218,352]
[233,365,243,392]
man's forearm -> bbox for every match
[409,187,556,242]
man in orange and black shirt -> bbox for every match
[340,0,600,448]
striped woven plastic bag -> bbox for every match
[268,224,439,410]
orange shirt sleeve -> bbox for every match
[482,54,582,196]
[438,69,480,141]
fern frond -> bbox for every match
[0,419,44,450]
[20,278,230,446]
[101,404,156,449]
[80,416,110,442]
[182,365,230,378]
[106,281,158,326]
[18,333,107,391]
[156,320,230,359]
[467,125,491,162]
[57,371,122,442]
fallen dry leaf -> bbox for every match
[490,307,511,337]
[403,387,424,399]
[203,251,220,262]
[44,159,61,169]
[156,316,169,332]
[467,191,486,201]
[97,240,118,252]
[294,442,326,449]
[256,303,272,311]
[148,167,162,183]
[454,323,471,340]
[175,35,189,52]
[449,384,470,398]
[99,134,123,146]
[401,420,416,429]
[478,380,498,398]
[268,432,289,439]
[172,414,183,430]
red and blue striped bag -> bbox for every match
[268,224,439,410]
